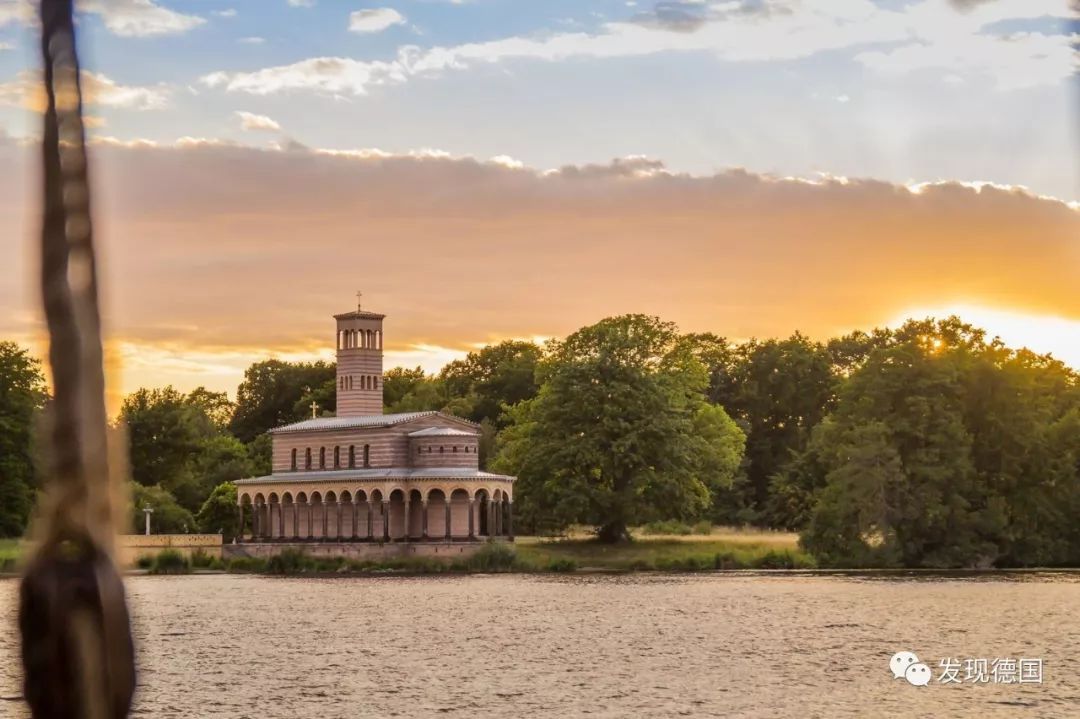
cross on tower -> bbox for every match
[356,290,362,312]
[310,401,319,419]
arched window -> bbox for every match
[291,448,297,470]
[305,448,312,470]
[348,445,356,468]
[319,447,326,469]
[363,444,371,467]
[439,446,445,454]
[334,446,340,468]
[452,446,458,453]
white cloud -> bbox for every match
[349,8,406,34]
[79,0,206,37]
[0,40,14,51]
[0,0,32,28]
[235,110,281,132]
[201,0,1076,97]
[287,0,315,6]
[0,69,169,110]
[213,8,237,18]
[239,36,266,44]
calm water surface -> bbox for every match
[2,573,1079,718]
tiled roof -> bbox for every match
[270,411,442,434]
[408,426,478,438]
[333,310,386,320]
[236,468,514,485]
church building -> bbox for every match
[235,303,515,544]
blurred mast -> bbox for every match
[19,1,136,718]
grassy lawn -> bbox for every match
[0,538,23,570]
[515,529,812,571]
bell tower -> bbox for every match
[334,294,385,416]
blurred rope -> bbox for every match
[18,1,135,718]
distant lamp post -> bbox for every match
[143,506,154,536]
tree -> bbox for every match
[129,482,195,535]
[121,386,208,491]
[707,333,837,525]
[494,315,744,542]
[440,340,541,427]
[383,366,427,408]
[0,342,47,536]
[801,318,1080,568]
[196,481,240,541]
[229,359,336,443]
[185,386,234,432]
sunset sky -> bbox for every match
[0,0,1077,410]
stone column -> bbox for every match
[468,499,475,540]
[403,498,411,541]
[507,501,514,540]
[237,504,244,543]
[322,502,330,539]
[382,501,390,542]
[366,501,373,540]
[336,501,343,541]
[307,502,313,540]
[421,499,429,540]
[278,503,285,539]
[293,503,299,539]
[351,500,358,540]
[444,500,452,541]
[252,504,259,539]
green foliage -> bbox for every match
[226,556,267,573]
[641,519,693,535]
[129,482,195,534]
[0,342,47,537]
[189,549,218,569]
[266,548,310,574]
[122,385,257,514]
[439,340,542,427]
[496,315,744,542]
[383,366,428,408]
[545,557,578,572]
[702,333,837,526]
[196,481,241,541]
[149,549,191,575]
[464,541,518,571]
[801,319,1080,568]
[229,359,335,443]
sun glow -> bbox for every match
[889,305,1080,369]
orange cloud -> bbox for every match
[0,135,1076,402]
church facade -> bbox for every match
[235,305,515,543]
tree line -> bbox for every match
[1,313,1077,567]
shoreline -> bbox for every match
[7,566,1080,580]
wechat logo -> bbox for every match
[890,651,931,687]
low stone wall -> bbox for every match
[224,540,506,562]
[118,534,222,566]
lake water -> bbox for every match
[2,573,1078,718]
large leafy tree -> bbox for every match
[122,386,256,513]
[0,342,48,537]
[440,340,541,427]
[706,333,837,525]
[495,315,744,542]
[229,359,336,443]
[196,481,242,541]
[129,482,195,535]
[121,387,208,491]
[801,319,1080,568]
